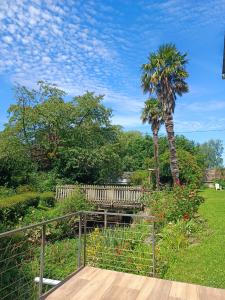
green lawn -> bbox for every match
[164,189,225,289]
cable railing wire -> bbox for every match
[0,211,156,299]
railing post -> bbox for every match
[77,213,82,268]
[104,209,107,229]
[39,224,46,298]
[152,221,155,277]
[83,213,87,266]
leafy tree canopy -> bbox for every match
[0,81,222,188]
[199,139,224,169]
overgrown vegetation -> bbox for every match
[20,189,94,227]
[143,185,204,226]
[163,189,225,289]
[0,192,40,225]
[141,185,206,277]
[86,222,153,276]
[0,187,94,299]
[156,218,206,277]
[0,81,223,191]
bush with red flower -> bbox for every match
[143,185,204,227]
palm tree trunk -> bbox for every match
[153,131,160,190]
[164,113,180,185]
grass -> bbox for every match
[164,188,225,289]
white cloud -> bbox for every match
[111,115,142,127]
[42,56,51,64]
[0,0,225,131]
[2,35,13,44]
[174,118,225,132]
[0,0,128,100]
[28,5,40,16]
[178,100,225,113]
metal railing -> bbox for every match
[0,211,155,299]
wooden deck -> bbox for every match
[43,266,225,300]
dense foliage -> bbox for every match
[156,218,206,276]
[159,149,203,187]
[86,223,152,276]
[141,185,206,277]
[20,189,94,227]
[1,82,122,186]
[199,139,224,169]
[143,185,204,227]
[0,192,40,224]
[0,81,223,190]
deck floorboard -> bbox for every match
[44,266,225,300]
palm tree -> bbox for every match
[141,44,188,185]
[141,98,163,190]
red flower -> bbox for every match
[175,179,181,186]
[183,213,189,220]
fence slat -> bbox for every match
[55,184,149,208]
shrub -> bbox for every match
[20,189,94,242]
[156,218,206,277]
[57,189,94,215]
[156,221,188,276]
[29,171,70,192]
[130,170,150,186]
[0,192,40,224]
[0,186,15,198]
[0,231,38,299]
[21,190,91,227]
[39,192,55,207]
[20,206,54,225]
[86,222,152,276]
[16,185,34,193]
[143,185,204,226]
[30,238,79,280]
[160,149,204,187]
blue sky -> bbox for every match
[0,0,225,161]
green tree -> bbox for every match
[141,98,163,190]
[200,139,224,168]
[7,81,69,169]
[160,149,203,187]
[118,131,153,171]
[142,44,189,185]
[0,129,34,186]
[5,83,123,185]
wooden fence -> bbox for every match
[55,185,149,208]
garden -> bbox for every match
[0,182,217,299]
[0,44,225,299]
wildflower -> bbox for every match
[183,213,189,221]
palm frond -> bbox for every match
[141,43,189,114]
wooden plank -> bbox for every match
[70,268,117,300]
[101,285,139,300]
[198,285,225,300]
[46,278,89,300]
[135,277,159,300]
[168,281,199,300]
[45,267,225,300]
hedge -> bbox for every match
[0,192,40,224]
